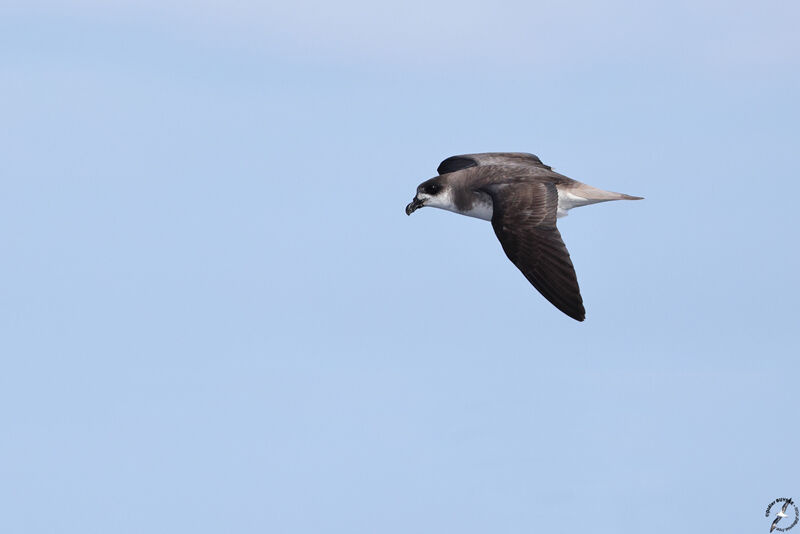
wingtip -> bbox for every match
[562,305,586,322]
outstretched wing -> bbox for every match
[438,152,551,175]
[484,181,585,321]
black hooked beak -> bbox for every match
[405,196,424,216]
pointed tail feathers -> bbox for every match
[571,183,643,202]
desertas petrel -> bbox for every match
[405,152,643,321]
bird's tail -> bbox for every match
[572,183,644,202]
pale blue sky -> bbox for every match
[1,1,799,533]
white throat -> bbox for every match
[421,190,494,221]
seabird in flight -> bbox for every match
[405,152,643,321]
[772,499,795,532]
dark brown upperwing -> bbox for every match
[484,181,585,321]
[437,152,551,175]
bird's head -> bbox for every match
[405,177,452,215]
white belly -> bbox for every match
[461,202,493,221]
[428,192,494,221]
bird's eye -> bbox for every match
[424,183,441,195]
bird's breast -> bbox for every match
[458,194,493,221]
[428,189,494,220]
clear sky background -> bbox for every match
[1,1,799,532]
